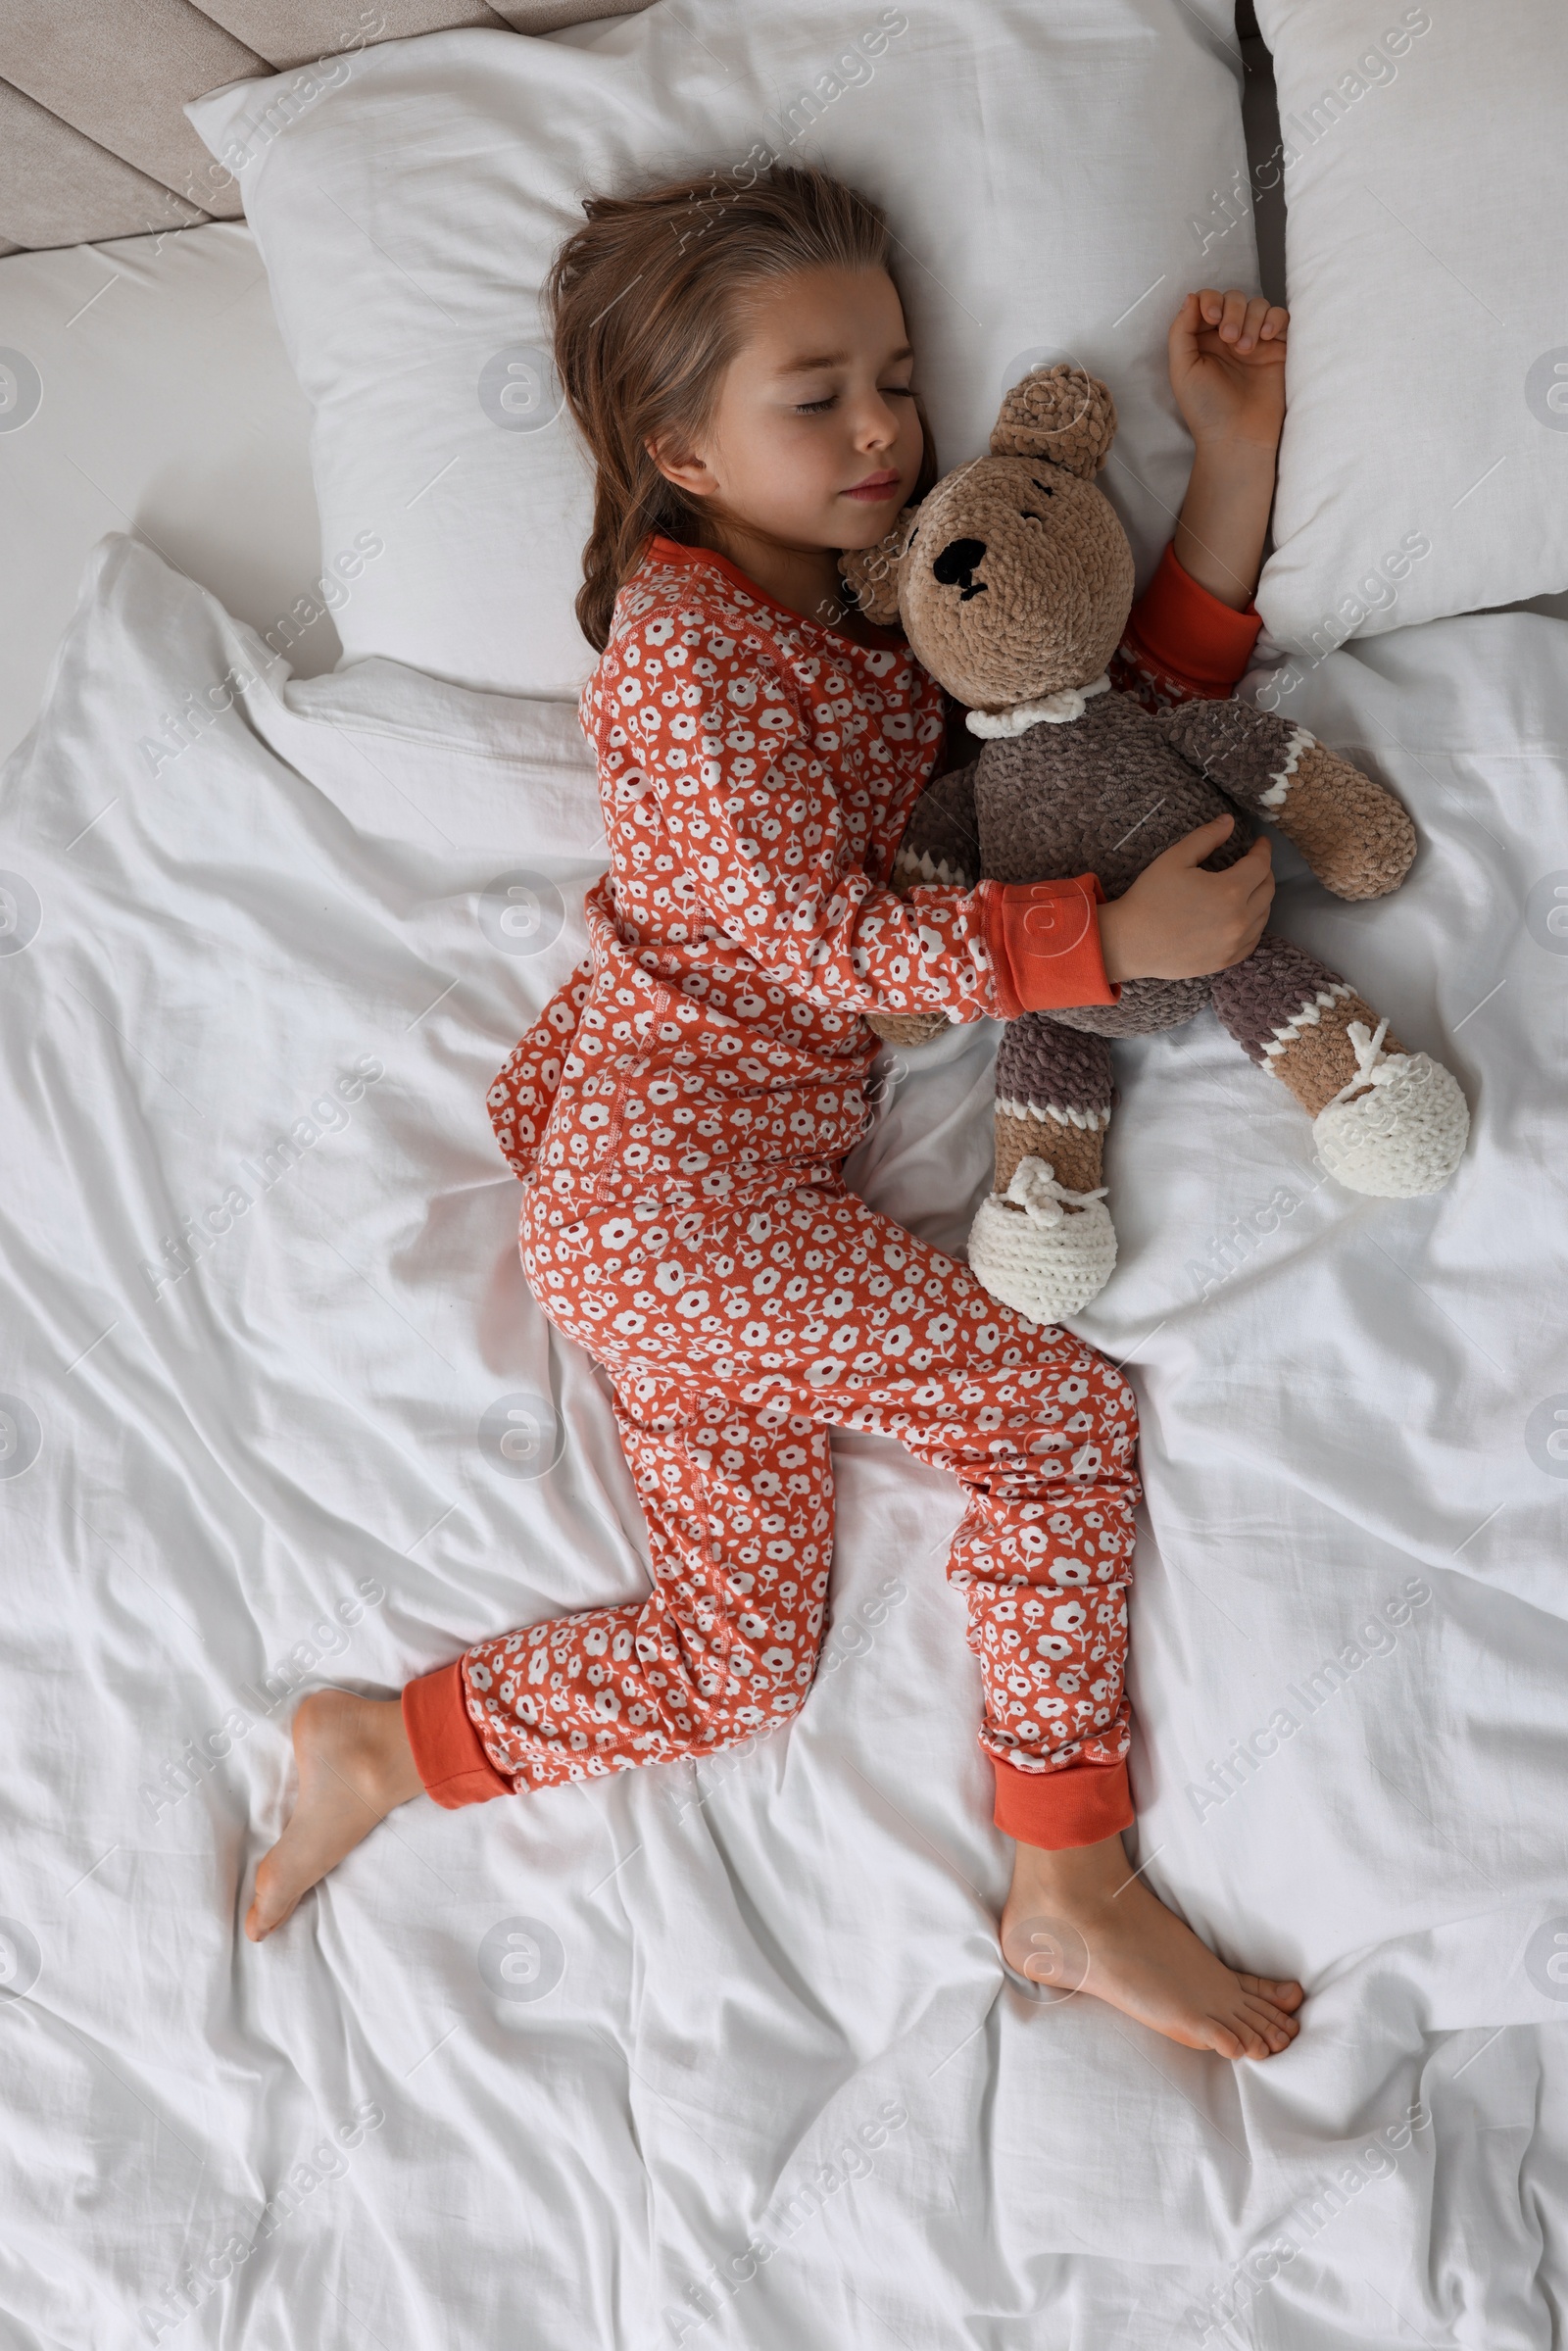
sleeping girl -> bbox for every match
[246,164,1304,2063]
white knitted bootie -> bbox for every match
[966,1156,1118,1325]
[1312,1020,1469,1197]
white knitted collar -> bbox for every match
[965,671,1111,738]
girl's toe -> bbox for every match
[1240,1971,1305,2012]
[1240,1994,1298,2047]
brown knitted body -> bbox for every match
[976,690,1251,894]
[972,688,1248,1038]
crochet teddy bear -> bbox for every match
[840,364,1469,1326]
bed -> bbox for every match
[2,7,1566,2348]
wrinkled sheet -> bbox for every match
[0,535,1565,2351]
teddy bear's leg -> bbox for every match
[1158,701,1416,902]
[1209,935,1468,1197]
[966,1018,1119,1325]
[994,1016,1113,1193]
[867,1010,952,1048]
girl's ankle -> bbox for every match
[1012,1828,1132,1903]
[366,1695,422,1808]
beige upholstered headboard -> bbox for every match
[0,0,654,255]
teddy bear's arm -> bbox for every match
[889,759,981,892]
[862,761,983,1049]
[1157,702,1415,902]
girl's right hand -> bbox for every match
[1098,814,1273,982]
[1169,288,1290,453]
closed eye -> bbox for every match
[1029,476,1054,496]
[794,383,916,416]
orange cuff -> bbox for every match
[993,1753,1134,1850]
[402,1659,513,1810]
[981,874,1117,1016]
[1124,543,1262,699]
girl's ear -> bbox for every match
[989,365,1117,476]
[646,431,713,500]
[838,504,921,626]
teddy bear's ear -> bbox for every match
[989,364,1116,477]
[838,503,921,626]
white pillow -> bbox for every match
[189,2,1254,700]
[1254,0,1568,662]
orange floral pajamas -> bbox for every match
[403,535,1255,1847]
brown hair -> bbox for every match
[546,162,937,652]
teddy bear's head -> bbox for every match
[841,365,1136,721]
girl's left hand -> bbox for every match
[1169,288,1289,452]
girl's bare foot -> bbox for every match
[1001,1831,1304,2059]
[245,1691,422,1943]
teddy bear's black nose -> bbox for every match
[933,536,988,600]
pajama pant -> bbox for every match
[403,1166,1141,1849]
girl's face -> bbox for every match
[653,266,923,553]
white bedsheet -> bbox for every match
[1,535,1565,2350]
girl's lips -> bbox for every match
[841,474,902,502]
